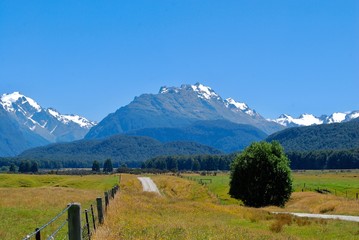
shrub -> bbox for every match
[229,141,293,207]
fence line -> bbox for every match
[22,184,120,240]
[23,204,72,240]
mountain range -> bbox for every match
[0,83,358,158]
[272,112,359,127]
[0,92,96,156]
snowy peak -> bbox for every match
[1,92,41,113]
[225,98,248,110]
[273,111,359,127]
[0,92,96,130]
[274,114,323,127]
[224,98,257,117]
[160,83,220,100]
[189,83,220,100]
[159,83,258,118]
[0,91,96,143]
[47,108,96,129]
[327,112,347,124]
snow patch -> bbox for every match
[47,108,96,128]
[190,83,219,100]
[349,112,359,119]
[225,98,248,110]
[273,114,323,126]
[1,92,41,112]
[327,112,347,123]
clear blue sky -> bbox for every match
[1,0,358,121]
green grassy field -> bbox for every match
[292,170,359,199]
[0,174,118,240]
[93,174,359,240]
[185,170,359,201]
[184,171,359,216]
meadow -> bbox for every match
[93,174,359,240]
[1,172,358,239]
[186,171,359,216]
[0,174,118,240]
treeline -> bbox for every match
[0,157,143,170]
[288,148,359,169]
[141,154,237,171]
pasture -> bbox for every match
[0,174,118,240]
[186,171,359,216]
[93,174,359,240]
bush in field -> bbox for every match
[229,141,292,207]
[103,159,113,173]
[92,160,101,172]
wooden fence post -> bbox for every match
[85,209,91,239]
[68,203,82,240]
[35,228,40,240]
[96,197,104,224]
[90,204,96,231]
[104,192,109,211]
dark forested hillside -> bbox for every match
[266,121,359,151]
[126,120,267,153]
[16,135,222,167]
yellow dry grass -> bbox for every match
[92,174,359,240]
[265,192,359,216]
[0,174,118,240]
[0,187,103,239]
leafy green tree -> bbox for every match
[9,163,16,173]
[92,160,101,172]
[103,159,113,173]
[30,161,39,173]
[192,159,200,171]
[19,160,31,173]
[229,141,293,207]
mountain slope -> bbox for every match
[0,107,49,156]
[18,135,222,163]
[266,120,359,151]
[86,83,283,139]
[0,91,97,156]
[126,120,268,153]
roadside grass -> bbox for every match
[93,174,359,240]
[0,174,118,240]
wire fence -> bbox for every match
[22,184,120,240]
[293,183,359,200]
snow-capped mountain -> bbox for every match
[159,83,260,118]
[86,83,283,139]
[272,111,359,127]
[0,92,96,143]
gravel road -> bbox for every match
[138,177,161,195]
[273,212,359,222]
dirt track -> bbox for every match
[137,177,161,195]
